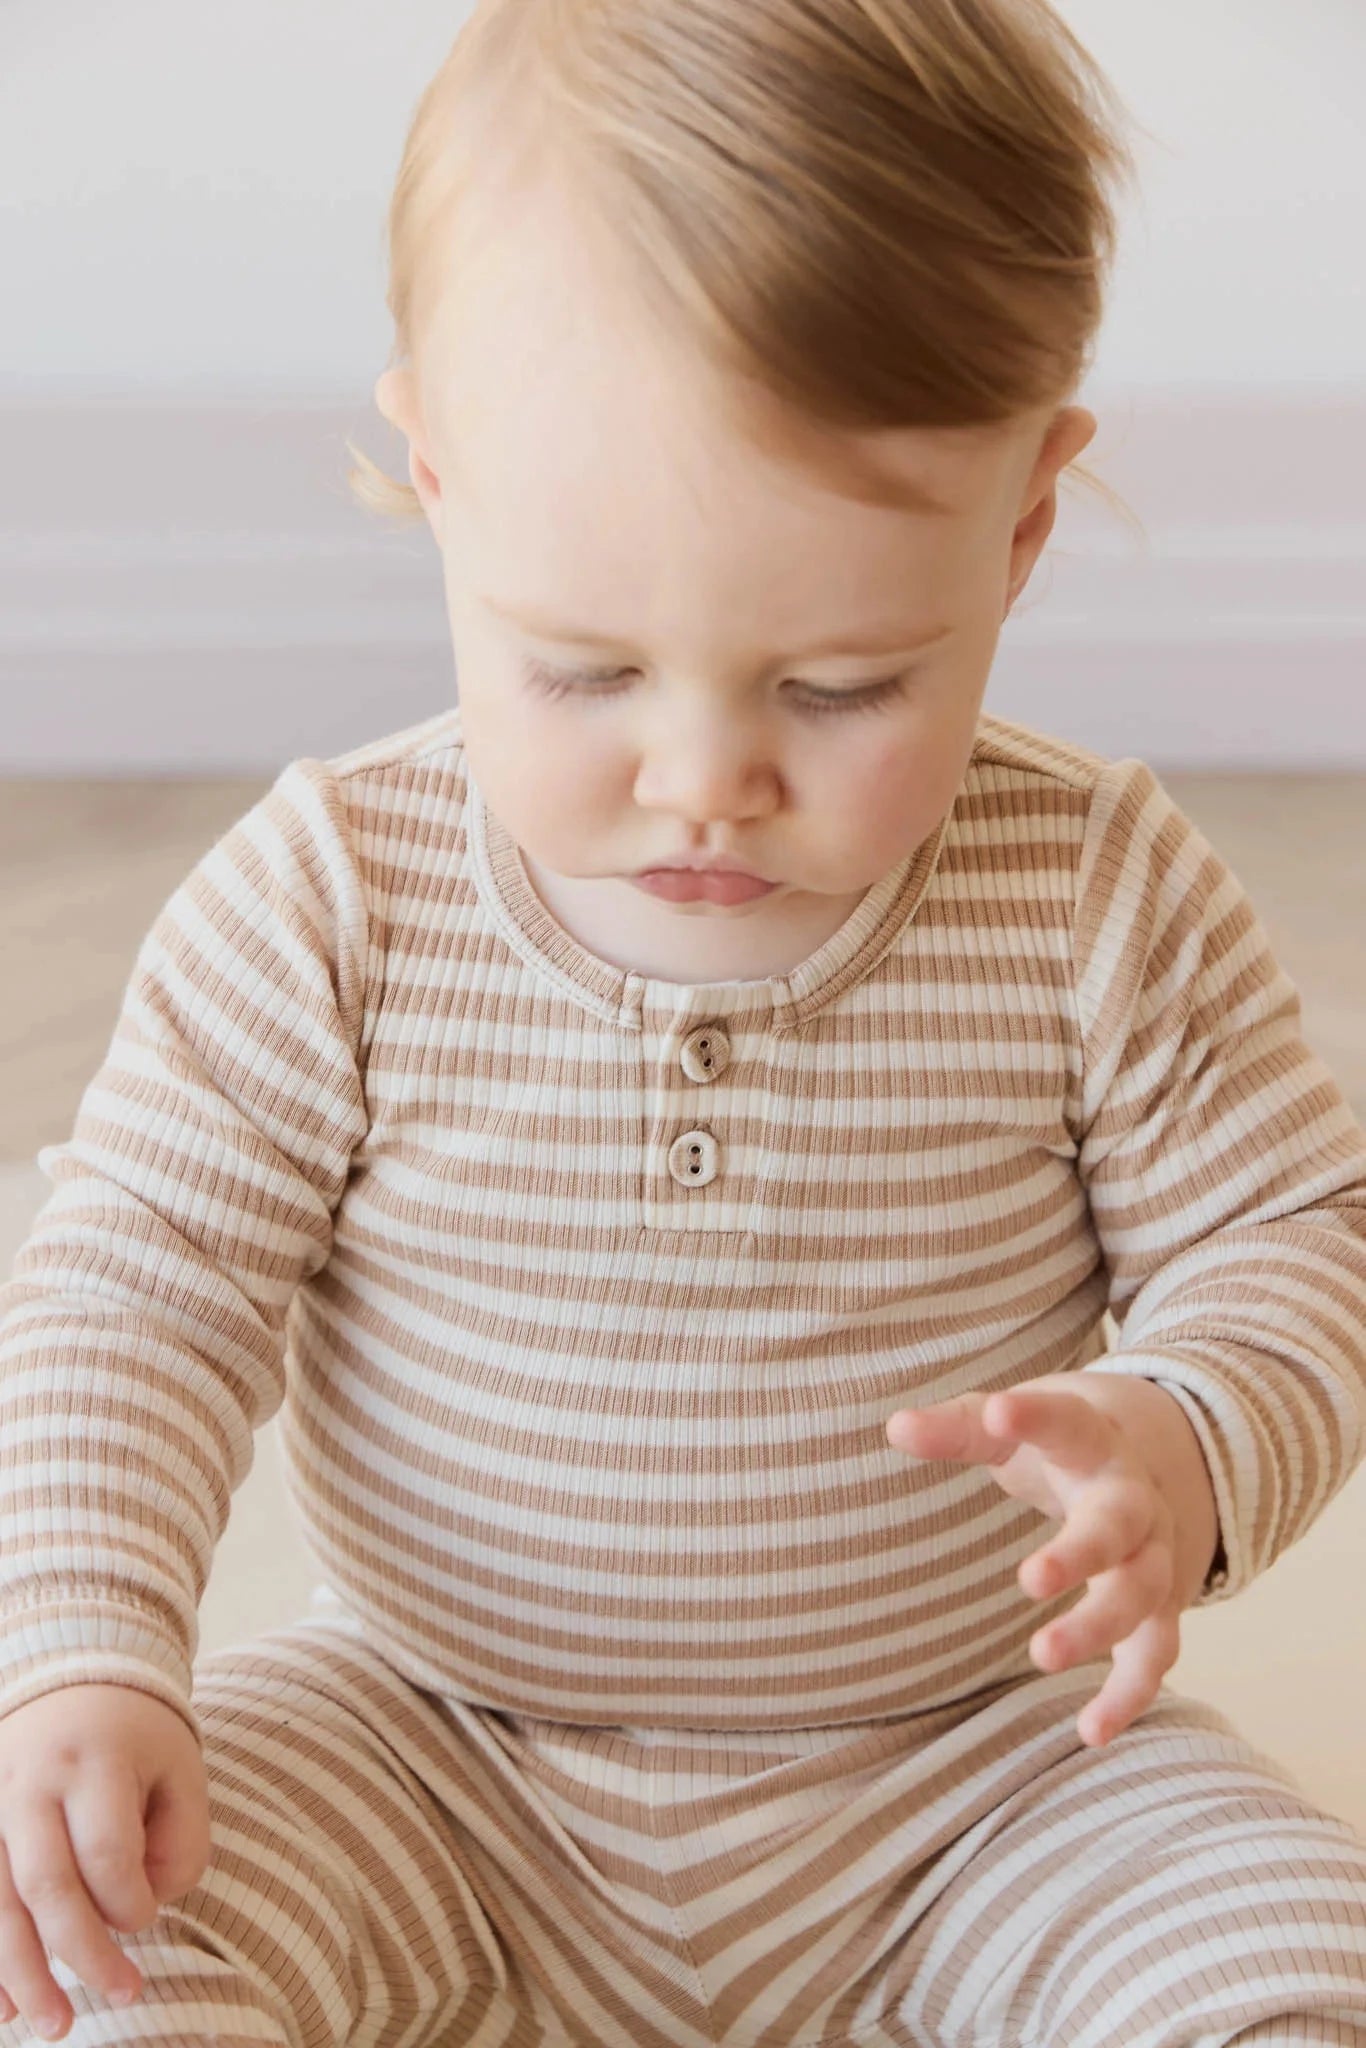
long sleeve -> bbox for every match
[0,759,370,1743]
[1072,758,1366,1608]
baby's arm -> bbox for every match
[1070,758,1366,1607]
[0,759,370,1740]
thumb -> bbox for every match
[142,1760,212,1904]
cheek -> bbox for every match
[460,687,619,856]
[849,727,936,810]
[832,721,969,861]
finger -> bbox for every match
[1020,1473,1159,1599]
[1075,1609,1181,1747]
[3,1801,141,2022]
[143,1770,210,1905]
[1031,1537,1173,1672]
[983,1385,1121,1480]
[0,1825,77,2038]
[886,1394,1018,1468]
[65,1764,159,1940]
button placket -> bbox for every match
[667,1022,732,1194]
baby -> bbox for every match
[2,1,1366,2044]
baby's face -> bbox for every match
[377,167,1094,947]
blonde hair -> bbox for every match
[345,0,1145,543]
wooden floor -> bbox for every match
[1,773,1364,1165]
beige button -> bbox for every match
[680,1024,731,1084]
[668,1129,720,1187]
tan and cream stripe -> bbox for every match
[1,703,1365,2041]
[5,1606,1365,2044]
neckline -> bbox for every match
[466,768,951,1033]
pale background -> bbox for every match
[1,0,1364,1835]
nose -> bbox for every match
[633,713,780,824]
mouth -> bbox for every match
[631,868,780,906]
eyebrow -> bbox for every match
[482,598,956,662]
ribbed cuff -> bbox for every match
[0,1593,200,1744]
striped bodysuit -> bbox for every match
[2,705,1364,2045]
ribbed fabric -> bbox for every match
[2,705,1364,1750]
[9,1613,1366,2048]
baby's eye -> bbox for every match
[522,661,914,719]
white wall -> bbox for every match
[1,0,1363,770]
[1061,0,1366,389]
[3,0,1365,394]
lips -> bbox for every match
[633,869,779,905]
[640,862,765,880]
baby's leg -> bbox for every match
[882,1668,1366,2048]
[0,1615,544,2048]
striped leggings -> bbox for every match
[7,1599,1365,2048]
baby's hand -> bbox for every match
[886,1378,1183,1750]
[0,1685,209,2040]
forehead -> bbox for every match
[412,179,1041,661]
[417,165,1025,529]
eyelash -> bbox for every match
[522,661,914,719]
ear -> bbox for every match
[374,368,443,530]
[1003,406,1098,616]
